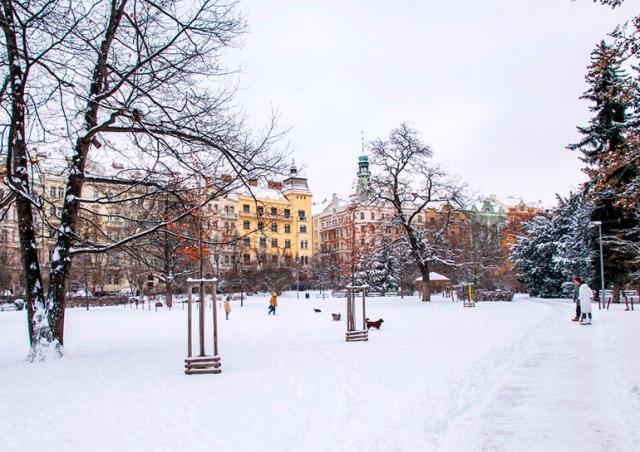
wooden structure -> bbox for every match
[185,278,221,374]
[345,285,368,342]
[415,272,451,294]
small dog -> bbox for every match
[314,308,322,313]
[331,313,341,321]
[365,318,384,330]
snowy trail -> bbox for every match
[439,299,633,452]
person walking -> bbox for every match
[572,277,581,322]
[268,292,278,315]
[575,277,593,325]
[224,296,231,320]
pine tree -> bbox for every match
[568,40,639,294]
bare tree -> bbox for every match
[1,0,288,360]
[368,123,466,301]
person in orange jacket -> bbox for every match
[268,292,278,315]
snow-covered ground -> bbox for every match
[1,292,639,452]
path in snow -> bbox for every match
[438,299,634,452]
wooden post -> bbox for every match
[212,281,219,357]
[187,287,193,358]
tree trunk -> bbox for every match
[418,265,431,301]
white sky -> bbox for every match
[225,0,636,207]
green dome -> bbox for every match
[358,155,369,162]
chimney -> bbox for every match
[248,179,258,187]
[268,181,282,190]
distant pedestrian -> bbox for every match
[268,292,278,315]
[574,277,593,325]
[572,277,581,322]
[224,296,231,320]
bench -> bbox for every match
[367,292,382,297]
[384,292,398,297]
[332,292,347,298]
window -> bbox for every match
[58,187,64,199]
[257,206,264,215]
[243,204,250,213]
[224,255,230,264]
[418,215,423,223]
[243,237,250,246]
[360,225,365,233]
[49,187,56,198]
[114,233,120,241]
[298,209,306,220]
[107,274,113,285]
[360,212,365,220]
[243,254,250,264]
[259,237,266,247]
[271,207,277,215]
[300,225,307,233]
[114,274,120,285]
[258,222,264,230]
[371,212,375,220]
[271,238,278,248]
[48,249,54,262]
[243,220,250,230]
[284,224,291,233]
[284,239,291,249]
[107,231,112,240]
[271,223,278,232]
[301,239,308,249]
[284,209,290,218]
[49,206,56,216]
[271,255,278,264]
[1,230,7,242]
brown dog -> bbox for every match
[365,318,384,330]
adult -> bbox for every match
[572,278,581,322]
[575,277,593,325]
[268,292,278,315]
[224,296,231,320]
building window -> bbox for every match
[284,224,291,233]
[259,237,266,247]
[271,207,277,215]
[271,255,278,264]
[300,239,308,249]
[243,237,250,246]
[360,225,365,233]
[271,223,278,232]
[298,209,306,220]
[284,239,291,249]
[48,249,54,262]
[1,230,7,242]
[58,187,64,199]
[360,212,365,220]
[243,220,250,230]
[49,206,56,216]
[300,225,307,233]
[257,206,264,215]
[243,254,250,264]
[284,209,290,218]
[107,274,113,285]
[371,212,375,220]
[271,238,278,248]
[243,204,250,213]
[258,221,264,230]
[114,274,120,285]
[107,231,112,240]
[49,187,56,198]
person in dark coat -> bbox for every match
[572,277,581,322]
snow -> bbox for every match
[1,292,639,451]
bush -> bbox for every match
[475,290,514,302]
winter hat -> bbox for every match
[574,277,583,284]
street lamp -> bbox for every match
[590,221,606,310]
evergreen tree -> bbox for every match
[511,212,565,297]
[568,40,639,293]
[510,193,594,298]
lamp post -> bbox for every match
[590,221,606,310]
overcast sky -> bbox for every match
[225,0,635,208]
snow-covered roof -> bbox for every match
[415,272,450,282]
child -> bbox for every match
[268,292,278,315]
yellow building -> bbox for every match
[236,165,313,268]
